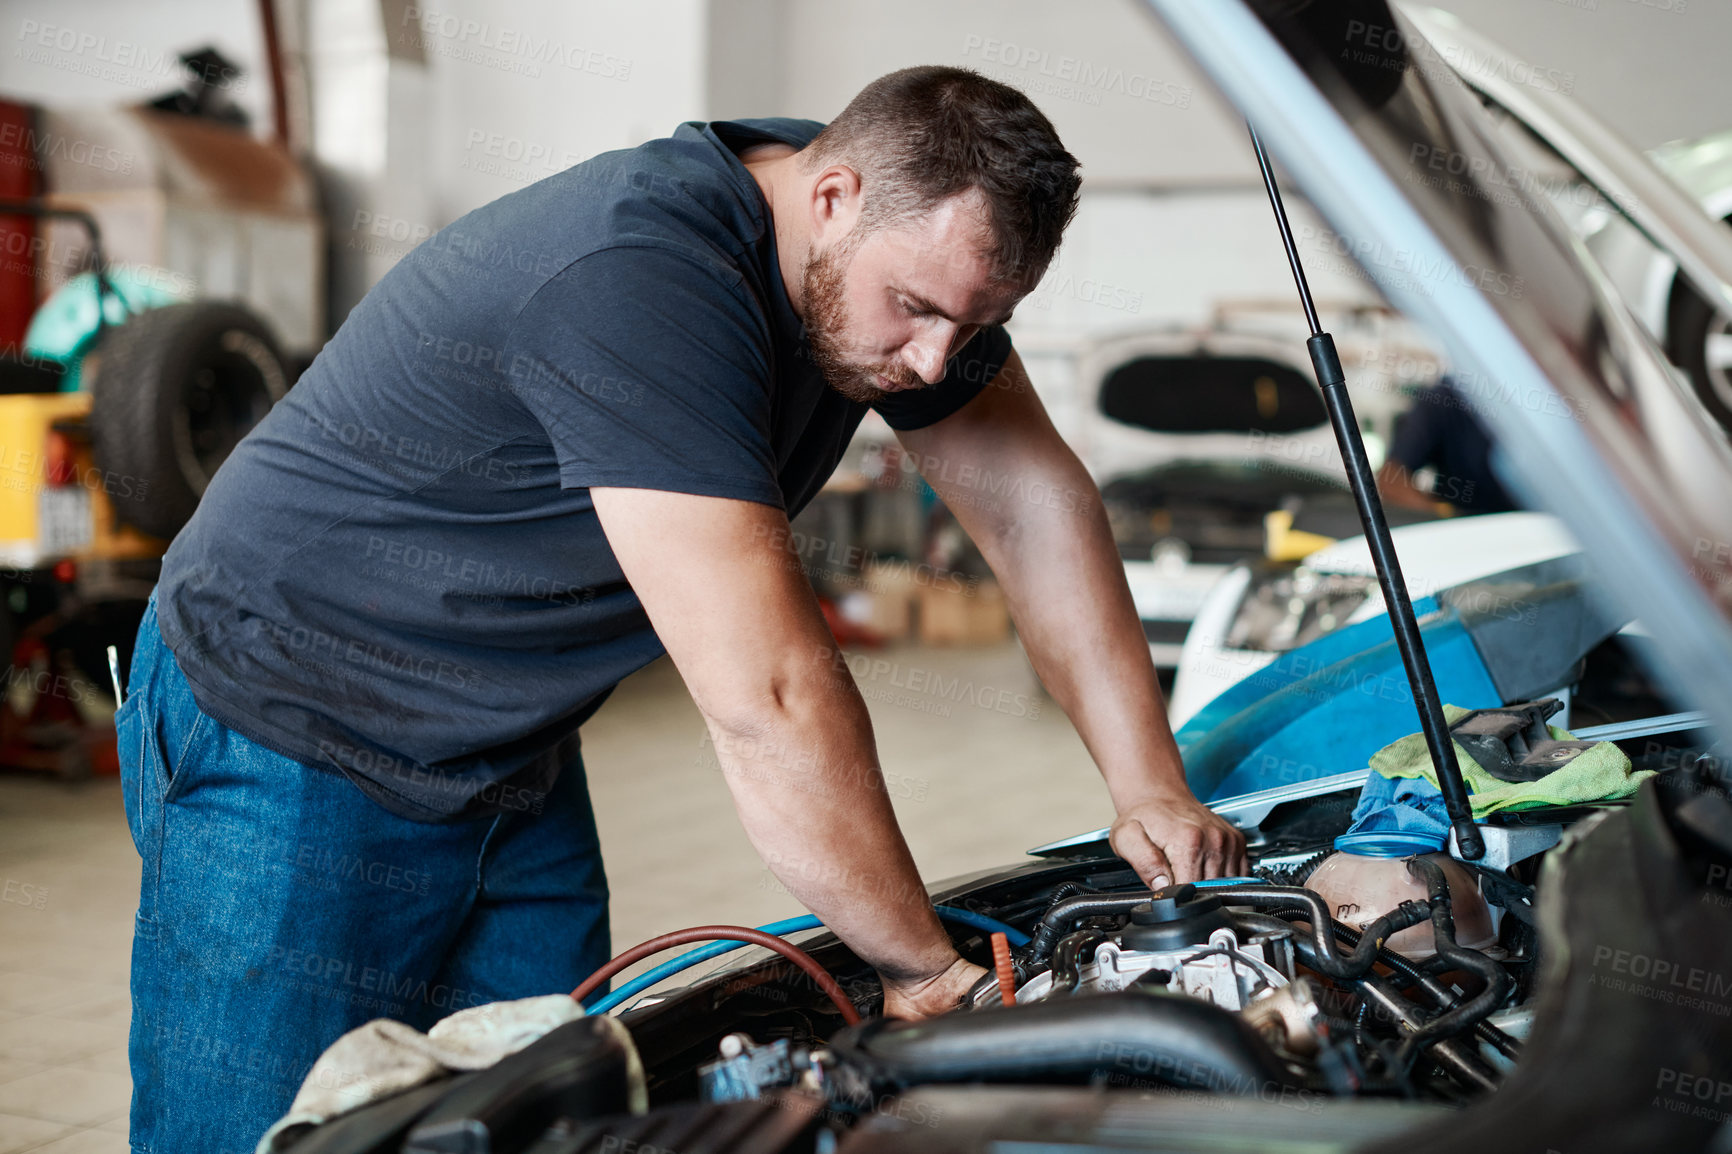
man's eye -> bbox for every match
[899,299,928,318]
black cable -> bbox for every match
[1175,883,1431,982]
[1394,859,1513,1058]
[1029,892,1159,959]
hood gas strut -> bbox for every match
[1247,125,1484,861]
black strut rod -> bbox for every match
[1246,125,1483,861]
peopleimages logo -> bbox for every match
[1296,224,1525,300]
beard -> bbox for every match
[801,239,925,405]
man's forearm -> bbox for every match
[701,664,955,984]
[971,453,1189,808]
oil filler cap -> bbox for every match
[1120,883,1230,952]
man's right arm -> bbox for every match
[589,485,986,1019]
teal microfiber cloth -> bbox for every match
[1369,704,1655,818]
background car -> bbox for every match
[1082,320,1426,668]
[1169,511,1581,728]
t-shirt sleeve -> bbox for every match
[871,325,1014,431]
[503,245,784,506]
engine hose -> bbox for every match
[1326,919,1521,1062]
[1356,973,1500,1093]
[584,906,1029,1017]
[570,926,862,1025]
[1285,934,1498,1092]
[1048,929,1108,996]
[1025,879,1270,959]
[829,987,1305,1093]
[1229,907,1520,1061]
[1043,881,1098,905]
[1395,858,1513,1057]
[1029,894,1154,959]
[1180,884,1432,982]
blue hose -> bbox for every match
[586,906,1030,1015]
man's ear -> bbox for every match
[810,164,864,246]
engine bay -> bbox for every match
[694,798,1541,1114]
[585,728,1727,1154]
[269,726,1731,1154]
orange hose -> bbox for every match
[991,931,1016,1006]
[570,924,862,1025]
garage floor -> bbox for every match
[0,639,1119,1153]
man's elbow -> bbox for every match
[697,658,859,745]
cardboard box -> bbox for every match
[856,561,921,640]
[917,579,1009,646]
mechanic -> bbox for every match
[118,66,1246,1151]
[1376,375,1522,516]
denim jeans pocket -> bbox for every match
[159,705,209,807]
[119,695,168,936]
[120,686,210,938]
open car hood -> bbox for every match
[1142,0,1732,737]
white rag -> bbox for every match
[255,994,641,1153]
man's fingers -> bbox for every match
[1200,836,1227,881]
[1114,820,1174,890]
[1168,829,1203,885]
[1204,823,1244,879]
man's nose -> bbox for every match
[902,331,950,385]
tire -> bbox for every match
[1665,214,1732,432]
[89,301,289,540]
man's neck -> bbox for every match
[743,147,808,320]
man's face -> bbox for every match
[802,192,1027,406]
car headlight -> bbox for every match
[1224,567,1376,652]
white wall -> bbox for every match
[1436,0,1731,150]
[410,0,707,224]
[4,0,1728,333]
[1,1,273,124]
[777,0,1244,188]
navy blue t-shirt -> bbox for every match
[1387,379,1519,514]
[156,118,1013,821]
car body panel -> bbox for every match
[1177,598,1501,801]
[1170,512,1580,727]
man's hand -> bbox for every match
[1110,791,1247,889]
[881,956,989,1020]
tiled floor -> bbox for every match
[0,640,1117,1152]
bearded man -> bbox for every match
[119,65,1245,1152]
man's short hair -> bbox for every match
[802,66,1081,286]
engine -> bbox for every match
[697,860,1528,1114]
[971,886,1297,1014]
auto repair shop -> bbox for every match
[0,2,1729,1152]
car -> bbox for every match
[1168,511,1582,729]
[1090,327,1351,666]
[267,2,1732,1151]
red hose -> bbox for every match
[570,924,862,1025]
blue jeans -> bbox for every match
[117,597,611,1154]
